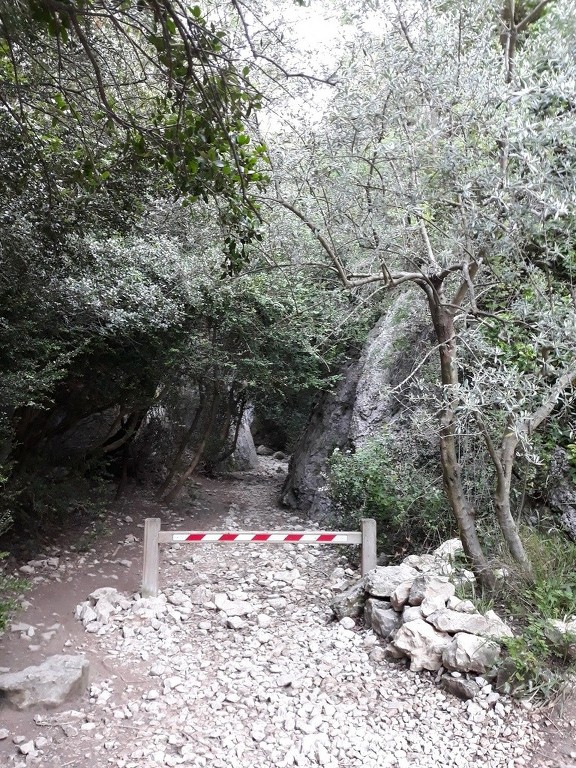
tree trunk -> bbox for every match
[475,413,531,571]
[427,294,494,587]
[493,476,531,568]
[156,390,205,498]
[161,391,221,503]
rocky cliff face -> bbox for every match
[547,447,576,540]
[282,292,434,517]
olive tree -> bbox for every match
[265,0,576,583]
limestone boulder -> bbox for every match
[391,619,452,671]
[427,608,490,635]
[542,619,576,660]
[331,580,366,620]
[217,599,253,617]
[408,575,455,608]
[433,539,464,560]
[364,565,419,599]
[0,655,89,711]
[440,675,481,701]
[566,618,576,635]
[483,610,514,640]
[421,594,453,617]
[94,599,115,624]
[402,605,425,624]
[370,603,403,641]
[390,580,413,611]
[442,633,501,674]
[543,619,568,645]
[427,606,512,640]
[403,553,453,576]
[88,587,122,605]
[363,597,377,629]
[447,596,478,614]
[229,408,259,470]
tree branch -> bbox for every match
[523,366,576,435]
[517,0,553,32]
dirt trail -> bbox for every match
[0,458,575,768]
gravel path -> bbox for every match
[0,459,552,767]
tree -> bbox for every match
[265,0,576,584]
[0,0,270,521]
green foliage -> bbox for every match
[0,0,268,501]
[499,631,567,699]
[0,512,28,632]
[0,463,114,540]
[196,274,360,401]
[469,529,576,697]
[0,558,28,633]
[328,435,455,560]
[519,529,576,618]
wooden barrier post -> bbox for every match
[361,517,377,575]
[142,517,161,597]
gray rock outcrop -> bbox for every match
[229,408,259,470]
[0,655,89,710]
[547,447,576,540]
[282,292,433,517]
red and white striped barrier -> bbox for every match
[164,531,361,544]
[142,518,377,597]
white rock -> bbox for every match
[219,599,253,617]
[364,566,419,598]
[339,617,355,630]
[89,587,121,605]
[433,539,464,560]
[390,580,414,611]
[0,655,89,710]
[18,740,36,755]
[408,575,455,608]
[427,608,490,635]
[392,619,452,672]
[190,586,212,604]
[167,591,190,607]
[484,610,514,639]
[442,633,501,674]
[227,616,246,629]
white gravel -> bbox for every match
[5,470,546,768]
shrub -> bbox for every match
[463,527,576,698]
[0,510,29,632]
[328,434,455,561]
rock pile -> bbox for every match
[332,539,515,698]
[75,586,133,634]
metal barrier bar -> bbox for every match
[142,517,377,597]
